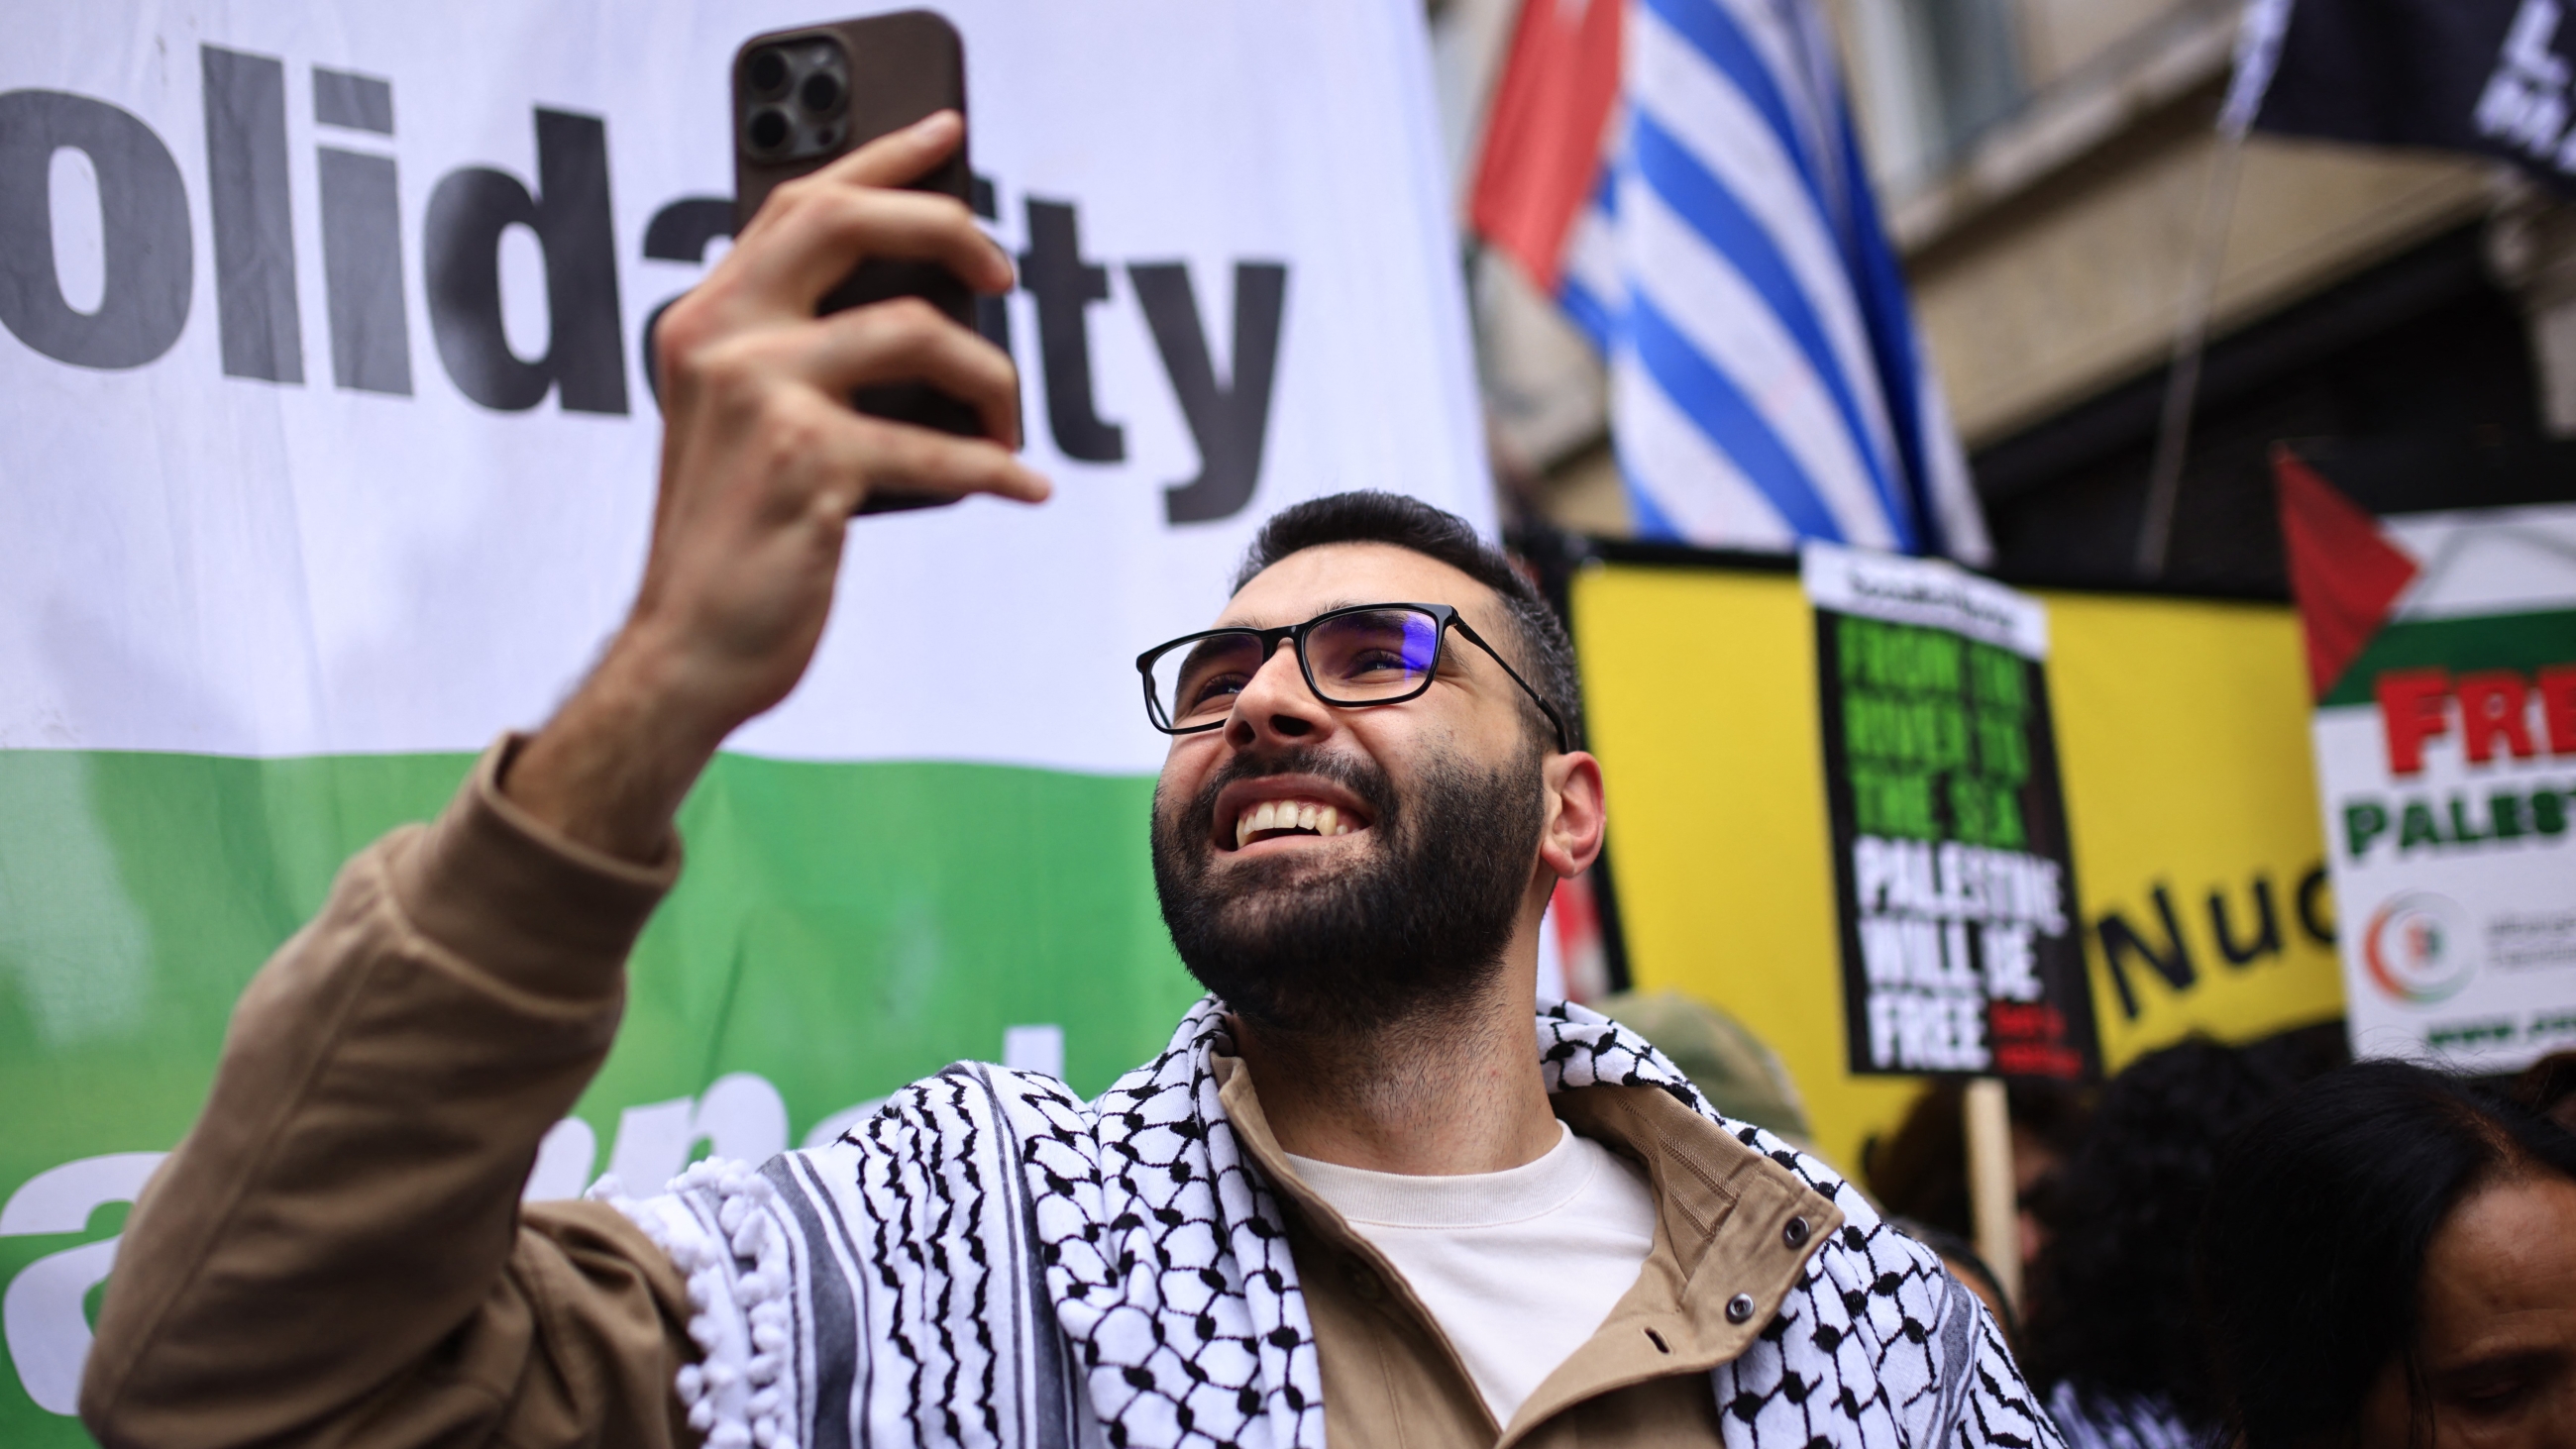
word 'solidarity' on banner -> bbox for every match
[0,2,1483,1437]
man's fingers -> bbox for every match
[808,406,1052,509]
[723,110,1008,311]
[795,298,1023,450]
[735,186,1012,317]
[816,110,963,190]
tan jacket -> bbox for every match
[80,742,1841,1449]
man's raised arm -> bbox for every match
[78,112,1046,1449]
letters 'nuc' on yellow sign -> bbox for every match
[1569,562,2344,1178]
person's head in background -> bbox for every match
[2020,1025,2346,1442]
[2198,1058,2576,1449]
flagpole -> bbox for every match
[2134,123,2248,578]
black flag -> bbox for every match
[2234,0,2576,190]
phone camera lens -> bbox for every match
[746,49,791,98]
[799,70,843,115]
[746,108,790,153]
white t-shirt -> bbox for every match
[1283,1121,1660,1426]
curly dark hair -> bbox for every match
[1234,491,1582,751]
[2020,1025,2347,1426]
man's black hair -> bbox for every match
[1233,491,1582,751]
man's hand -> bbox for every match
[509,113,1046,860]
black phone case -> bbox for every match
[733,11,979,513]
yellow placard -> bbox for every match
[1570,562,2344,1178]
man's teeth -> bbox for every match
[1233,800,1348,848]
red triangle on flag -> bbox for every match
[2273,446,2418,700]
[1468,0,1624,295]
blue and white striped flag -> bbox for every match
[1479,0,1990,561]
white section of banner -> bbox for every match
[0,1,1489,774]
[1798,541,2048,660]
[2384,502,2576,622]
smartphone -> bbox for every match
[733,11,984,513]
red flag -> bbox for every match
[1468,0,1623,294]
[2274,446,2418,700]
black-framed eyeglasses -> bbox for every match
[1135,601,1569,753]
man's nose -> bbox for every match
[1225,639,1334,749]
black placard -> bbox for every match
[1816,608,2099,1082]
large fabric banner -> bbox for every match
[0,2,1485,1433]
[2231,0,2576,194]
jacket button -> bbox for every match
[1724,1293,1756,1324]
[1346,1261,1383,1301]
[1783,1215,1812,1249]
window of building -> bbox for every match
[1842,0,2025,194]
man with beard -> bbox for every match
[81,116,2057,1449]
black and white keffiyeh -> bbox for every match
[601,997,2064,1449]
[2043,1383,2201,1449]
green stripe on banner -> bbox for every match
[2319,608,2576,706]
[0,748,1194,1435]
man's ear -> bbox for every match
[1538,751,1606,880]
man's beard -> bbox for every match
[1149,743,1547,1038]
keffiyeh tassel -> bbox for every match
[598,1160,804,1449]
